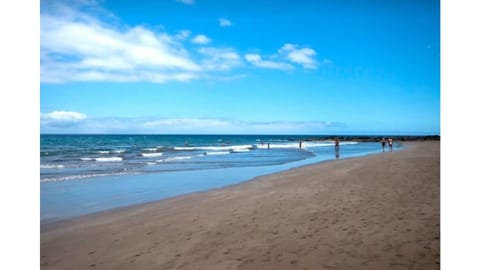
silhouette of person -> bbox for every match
[334,138,340,159]
[267,143,270,150]
[299,140,303,149]
[381,138,386,152]
[388,138,393,152]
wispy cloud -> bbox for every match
[203,74,248,81]
[278,43,319,69]
[191,34,211,44]
[244,44,328,71]
[41,113,347,134]
[199,47,243,71]
[41,1,326,84]
[175,30,191,40]
[219,18,232,27]
[143,118,232,131]
[245,54,294,71]
[176,0,195,5]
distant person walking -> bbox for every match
[388,138,393,151]
[381,138,386,152]
[299,140,303,149]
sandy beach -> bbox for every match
[41,141,440,270]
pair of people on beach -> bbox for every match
[381,138,393,152]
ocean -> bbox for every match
[41,134,396,223]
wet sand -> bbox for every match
[41,141,440,270]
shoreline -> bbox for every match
[41,141,388,224]
[41,141,439,269]
[41,148,374,229]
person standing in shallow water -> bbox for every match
[388,138,393,151]
[335,138,340,151]
[335,138,340,148]
[381,138,386,152]
[334,138,340,158]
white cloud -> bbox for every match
[199,47,242,71]
[245,54,294,71]
[219,18,232,27]
[41,5,204,83]
[204,74,248,81]
[143,118,231,130]
[175,30,191,40]
[279,43,318,69]
[176,0,195,5]
[41,111,87,121]
[241,121,345,134]
[191,34,212,44]
[41,111,88,128]
[41,114,346,134]
[40,1,327,84]
[245,44,327,71]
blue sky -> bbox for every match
[40,0,440,135]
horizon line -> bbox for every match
[40,133,441,137]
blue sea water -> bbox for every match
[40,135,398,223]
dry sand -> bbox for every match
[41,141,440,270]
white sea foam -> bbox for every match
[80,157,94,161]
[174,146,195,150]
[255,143,300,149]
[254,141,358,149]
[97,150,110,154]
[113,149,126,153]
[143,148,158,152]
[40,164,65,169]
[231,148,250,153]
[141,152,163,157]
[155,155,196,163]
[229,145,254,151]
[40,172,138,182]
[339,141,358,145]
[95,157,123,162]
[165,156,194,162]
[206,151,230,155]
[323,140,358,145]
[174,144,253,152]
[303,142,334,147]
